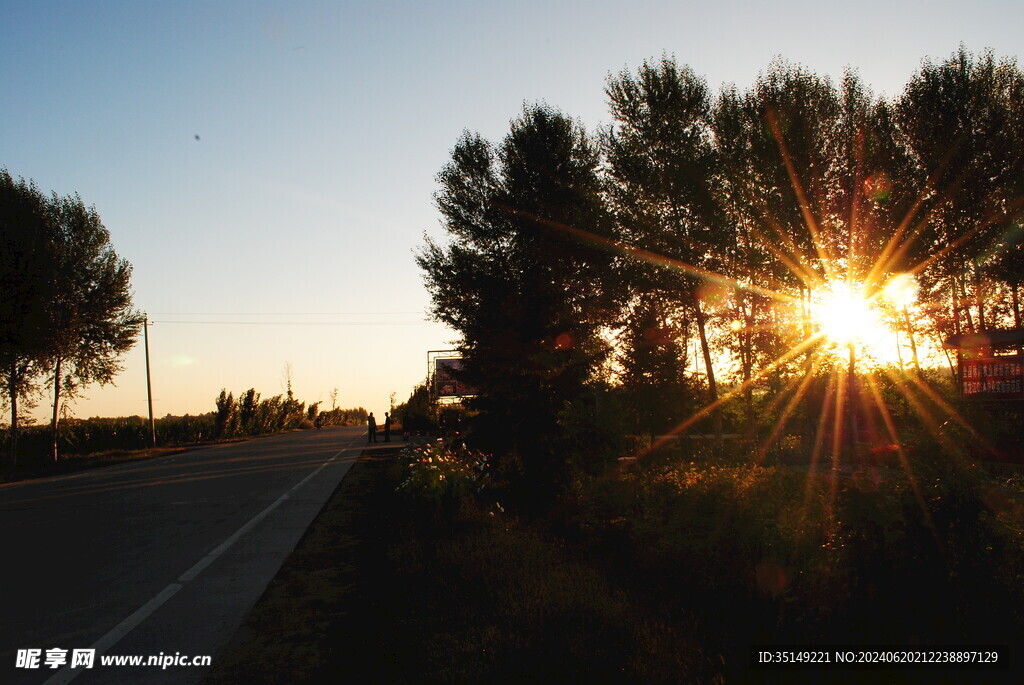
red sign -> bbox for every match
[961,356,1024,400]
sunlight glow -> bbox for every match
[882,273,919,309]
[811,281,892,357]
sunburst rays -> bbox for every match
[537,114,1020,542]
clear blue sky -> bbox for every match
[1,0,1020,421]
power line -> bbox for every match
[148,311,426,316]
[151,320,432,325]
[147,311,436,325]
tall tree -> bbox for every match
[604,57,726,438]
[895,48,1024,334]
[46,193,142,461]
[418,105,617,498]
[0,170,54,465]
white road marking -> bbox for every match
[42,438,358,685]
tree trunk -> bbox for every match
[693,295,722,441]
[973,259,986,331]
[847,343,859,460]
[1013,284,1021,356]
[951,278,962,336]
[956,276,974,333]
[903,307,921,374]
[1013,284,1022,329]
[742,304,754,438]
[51,356,62,462]
[8,364,18,468]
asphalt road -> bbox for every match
[0,425,377,684]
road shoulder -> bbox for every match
[202,445,403,684]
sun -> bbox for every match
[811,281,895,364]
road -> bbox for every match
[0,425,377,684]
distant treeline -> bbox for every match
[0,387,367,468]
[213,387,366,439]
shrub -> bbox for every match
[578,447,1024,650]
[396,438,492,517]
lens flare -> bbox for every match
[811,281,897,365]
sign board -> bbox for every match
[435,357,475,398]
[961,355,1024,401]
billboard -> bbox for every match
[434,357,475,398]
[961,356,1024,401]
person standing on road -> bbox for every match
[384,412,391,442]
[367,412,377,443]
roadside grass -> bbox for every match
[382,500,711,683]
[203,448,399,684]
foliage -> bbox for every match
[0,383,367,469]
[418,104,619,502]
[215,390,239,438]
[604,58,725,436]
[615,295,694,436]
[394,382,436,434]
[0,169,141,464]
[0,170,56,462]
[1,414,216,469]
[396,438,493,516]
[419,49,1024,505]
[318,406,367,427]
[44,193,143,460]
[405,48,1024,677]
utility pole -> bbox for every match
[144,314,155,447]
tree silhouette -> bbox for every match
[605,58,726,438]
[419,104,617,499]
[45,193,142,461]
[1,171,141,464]
[896,48,1024,335]
[0,170,52,465]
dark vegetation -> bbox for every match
[211,436,1022,683]
[208,448,712,685]
[387,431,1024,683]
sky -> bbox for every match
[1,0,1021,422]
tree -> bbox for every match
[399,383,435,434]
[239,388,260,434]
[46,193,142,461]
[895,48,1024,335]
[2,172,141,464]
[604,58,727,439]
[616,294,692,435]
[1,170,56,465]
[418,104,617,498]
[215,389,239,438]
